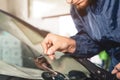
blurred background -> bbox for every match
[0,0,77,36]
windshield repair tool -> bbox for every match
[34,55,57,75]
[74,58,118,80]
[34,55,66,80]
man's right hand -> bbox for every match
[41,33,76,60]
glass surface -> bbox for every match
[0,10,49,79]
[0,10,90,79]
[0,31,36,68]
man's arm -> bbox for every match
[71,32,103,58]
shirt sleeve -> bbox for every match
[70,32,103,58]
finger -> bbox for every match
[41,39,52,54]
[73,0,81,5]
[116,72,120,79]
[48,55,55,60]
[67,0,79,4]
[47,45,59,55]
[67,0,82,5]
[112,68,118,74]
[112,63,120,74]
[41,42,48,54]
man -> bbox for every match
[41,0,120,79]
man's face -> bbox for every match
[66,0,89,10]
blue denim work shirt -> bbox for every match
[70,0,120,71]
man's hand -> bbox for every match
[66,0,89,10]
[41,33,76,60]
[112,63,120,79]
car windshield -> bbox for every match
[0,10,89,80]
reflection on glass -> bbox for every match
[0,31,38,68]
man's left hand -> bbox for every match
[112,63,120,79]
